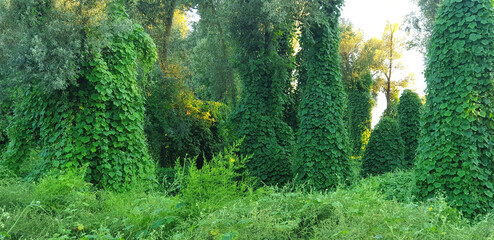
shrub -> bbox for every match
[34,168,94,211]
[362,117,404,177]
[414,0,494,218]
[398,90,422,168]
[144,67,226,169]
[179,140,255,217]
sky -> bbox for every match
[340,0,426,127]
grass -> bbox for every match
[1,149,494,239]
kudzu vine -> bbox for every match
[397,89,422,168]
[362,117,404,177]
[296,0,352,190]
[229,0,295,185]
[3,2,157,191]
[415,0,494,217]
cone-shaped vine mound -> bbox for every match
[2,3,156,191]
[415,0,494,217]
[398,90,422,168]
[362,117,404,177]
[296,0,352,190]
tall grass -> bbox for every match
[1,148,494,239]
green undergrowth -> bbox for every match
[1,163,494,239]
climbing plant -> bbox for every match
[228,0,295,185]
[397,89,422,168]
[296,0,352,190]
[2,1,157,191]
[414,0,494,218]
[346,72,375,156]
[361,117,404,177]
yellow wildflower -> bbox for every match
[429,207,433,211]
[230,158,235,163]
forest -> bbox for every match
[0,0,493,239]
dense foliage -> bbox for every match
[143,67,224,168]
[229,0,295,185]
[0,101,11,152]
[362,117,404,177]
[296,0,352,190]
[398,89,422,168]
[3,166,494,239]
[1,1,156,191]
[415,0,494,218]
[346,73,374,156]
[1,0,494,233]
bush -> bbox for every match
[34,168,94,211]
[362,117,404,177]
[415,0,494,218]
[179,140,255,217]
[144,67,226,169]
[0,170,184,239]
[398,90,422,168]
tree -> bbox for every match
[125,0,178,71]
[228,0,295,185]
[373,23,413,106]
[361,117,404,177]
[405,0,443,54]
[136,2,226,169]
[339,21,377,156]
[188,0,237,105]
[415,0,494,218]
[296,0,352,190]
[397,90,422,168]
[1,1,156,191]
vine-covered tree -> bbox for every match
[415,0,494,217]
[361,117,404,177]
[296,0,352,190]
[397,89,422,168]
[228,0,295,185]
[1,1,156,191]
[339,21,377,156]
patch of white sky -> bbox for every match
[341,0,426,127]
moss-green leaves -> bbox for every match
[415,0,494,218]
